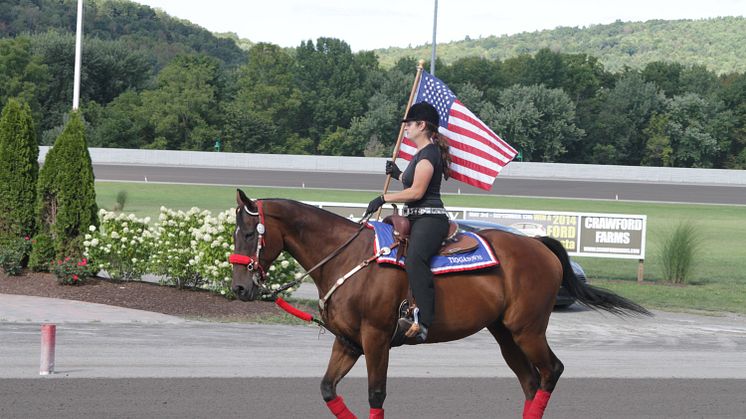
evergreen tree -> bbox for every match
[0,98,39,239]
[35,112,98,257]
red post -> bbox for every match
[40,324,56,375]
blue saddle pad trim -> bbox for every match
[367,221,499,274]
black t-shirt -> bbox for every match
[401,143,444,208]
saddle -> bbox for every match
[382,214,479,258]
[382,214,480,348]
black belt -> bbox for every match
[403,207,447,216]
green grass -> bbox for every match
[96,181,746,314]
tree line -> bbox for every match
[1,1,745,169]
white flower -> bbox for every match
[123,227,129,233]
[128,214,136,221]
[280,260,289,268]
[269,265,276,272]
[144,217,151,224]
[83,241,90,247]
[121,237,128,243]
[88,225,96,232]
[91,238,99,246]
[294,272,303,280]
[132,258,138,263]
[110,231,120,239]
[85,234,92,240]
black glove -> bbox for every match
[385,160,402,180]
[364,195,386,217]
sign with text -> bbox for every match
[305,202,646,260]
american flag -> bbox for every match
[398,71,517,190]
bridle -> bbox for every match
[229,200,268,288]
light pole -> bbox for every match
[72,0,83,110]
[430,0,438,75]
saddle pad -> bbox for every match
[367,221,499,274]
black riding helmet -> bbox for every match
[402,102,440,127]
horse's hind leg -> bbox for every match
[512,331,564,419]
[487,322,540,417]
[321,337,361,418]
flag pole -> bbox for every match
[72,0,83,110]
[375,59,425,220]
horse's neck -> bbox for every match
[275,203,366,286]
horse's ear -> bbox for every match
[236,189,257,212]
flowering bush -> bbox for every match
[51,257,95,285]
[191,209,234,295]
[149,207,204,288]
[83,210,153,280]
[81,206,304,299]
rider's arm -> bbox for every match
[382,159,433,203]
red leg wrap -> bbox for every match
[522,399,533,418]
[524,390,551,419]
[369,408,384,418]
[326,396,357,419]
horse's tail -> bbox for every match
[538,236,652,317]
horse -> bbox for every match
[229,190,650,419]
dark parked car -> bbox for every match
[455,219,587,308]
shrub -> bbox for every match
[191,209,235,295]
[0,99,39,240]
[50,256,95,285]
[83,210,152,280]
[113,190,128,211]
[28,233,55,272]
[0,236,31,276]
[659,221,702,284]
[149,207,203,288]
[36,112,98,258]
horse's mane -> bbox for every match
[261,198,361,228]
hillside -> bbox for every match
[0,0,246,68]
[375,17,746,74]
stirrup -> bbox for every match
[390,318,428,347]
[390,318,413,348]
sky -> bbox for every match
[131,0,745,51]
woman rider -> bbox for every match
[363,102,452,343]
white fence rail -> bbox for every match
[38,147,746,186]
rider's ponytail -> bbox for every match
[424,122,451,180]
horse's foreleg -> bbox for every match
[487,322,540,418]
[321,337,362,419]
[513,332,564,419]
[361,327,391,419]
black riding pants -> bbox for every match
[405,214,449,328]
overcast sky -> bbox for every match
[131,0,745,51]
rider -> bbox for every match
[364,102,452,343]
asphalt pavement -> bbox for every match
[2,284,745,380]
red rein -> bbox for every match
[275,297,314,322]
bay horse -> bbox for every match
[230,190,650,419]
